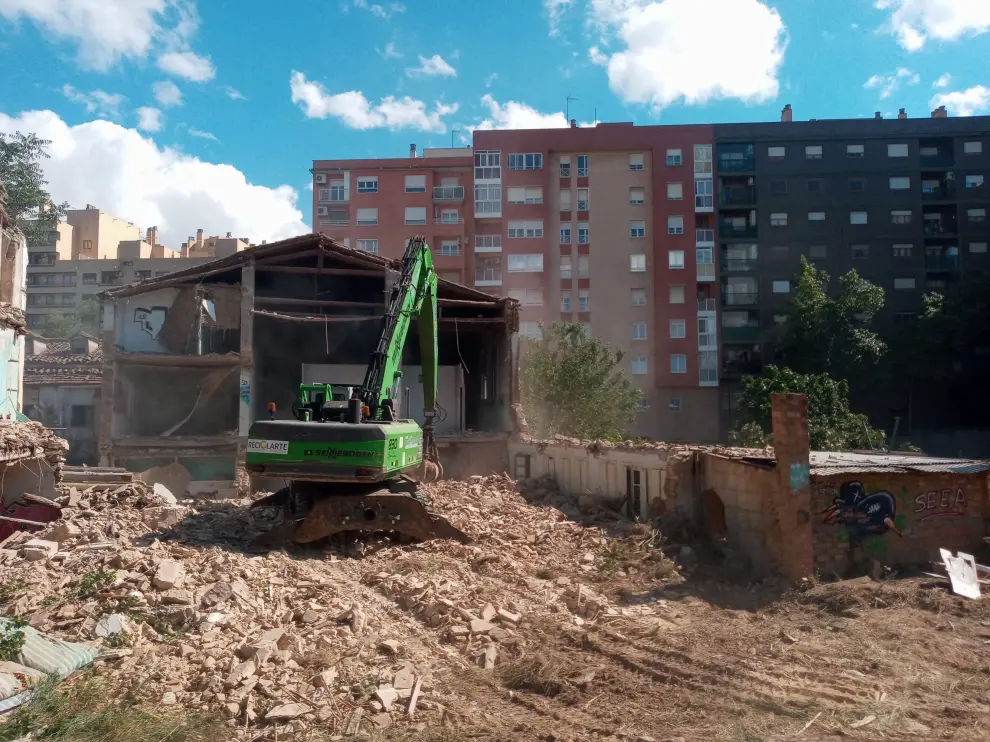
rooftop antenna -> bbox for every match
[566,95,579,121]
[451,128,461,148]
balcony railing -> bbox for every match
[474,270,502,286]
[696,228,715,245]
[698,298,716,312]
[720,187,757,206]
[923,221,957,236]
[721,258,759,273]
[322,219,349,227]
[925,253,961,271]
[722,291,759,306]
[722,325,761,343]
[921,184,956,201]
[722,357,764,376]
[717,157,756,173]
[718,222,758,239]
[433,186,465,201]
[697,264,716,281]
[435,216,464,225]
[920,151,954,167]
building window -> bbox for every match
[666,149,682,166]
[805,145,823,159]
[807,178,823,192]
[964,141,984,155]
[82,273,97,285]
[559,155,571,178]
[888,143,909,158]
[695,179,713,208]
[808,244,827,258]
[891,209,912,225]
[667,216,684,235]
[768,179,787,195]
[667,182,683,200]
[474,184,501,215]
[317,188,331,202]
[851,244,869,259]
[357,176,378,193]
[669,319,686,339]
[768,146,786,158]
[770,212,788,226]
[629,153,645,170]
[893,244,913,257]
[970,242,988,253]
[506,186,544,204]
[356,239,379,255]
[670,354,687,374]
[577,188,589,211]
[577,155,589,176]
[82,240,93,251]
[578,289,590,312]
[630,322,647,340]
[475,234,501,252]
[329,179,347,200]
[894,277,916,290]
[668,250,685,269]
[966,174,985,189]
[630,187,645,205]
[560,255,572,279]
[578,223,589,244]
[561,292,572,312]
[968,208,987,222]
[773,313,789,325]
[669,285,685,304]
[513,453,531,479]
[518,322,542,340]
[560,189,572,211]
[70,405,94,427]
[630,220,646,238]
[560,226,571,244]
[850,211,868,225]
[694,144,713,174]
[356,207,378,226]
[768,245,789,259]
[506,254,544,272]
[631,356,648,375]
[631,289,646,306]
[439,240,461,256]
[889,176,911,190]
[630,254,646,272]
[808,211,826,223]
[772,280,791,293]
[508,153,543,170]
[849,178,867,192]
[404,206,426,225]
[847,144,865,157]
[404,174,426,193]
[474,150,501,180]
[578,255,590,278]
[507,220,544,238]
[62,273,76,285]
[508,287,544,306]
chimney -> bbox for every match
[569,118,577,128]
[262,239,267,245]
[898,108,907,119]
[932,105,948,118]
[781,104,793,123]
[874,112,883,119]
[196,228,204,248]
[410,143,417,158]
[147,226,157,246]
[226,231,232,238]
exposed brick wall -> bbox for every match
[812,472,989,576]
[769,393,813,580]
[437,438,509,480]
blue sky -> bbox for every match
[0,0,989,247]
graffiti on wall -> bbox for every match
[821,481,904,543]
[915,488,968,522]
[239,378,250,408]
[134,306,168,338]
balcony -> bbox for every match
[696,228,715,246]
[717,156,756,173]
[697,263,716,281]
[698,298,716,313]
[718,221,757,240]
[720,187,757,207]
[925,252,961,271]
[722,292,759,306]
[435,216,464,225]
[721,258,759,273]
[923,219,957,237]
[321,219,349,227]
[920,143,954,167]
[921,183,956,201]
[722,324,761,343]
[722,355,764,376]
[433,186,465,201]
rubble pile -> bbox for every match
[0,474,682,739]
[0,419,68,468]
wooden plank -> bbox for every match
[255,265,381,277]
[115,353,241,367]
[254,296,384,309]
[0,515,47,527]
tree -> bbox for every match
[730,365,886,451]
[0,131,68,240]
[77,296,101,335]
[38,297,101,339]
[40,313,77,338]
[520,323,642,440]
[781,257,886,382]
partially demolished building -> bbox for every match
[0,179,27,416]
[99,234,520,490]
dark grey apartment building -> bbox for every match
[712,106,990,430]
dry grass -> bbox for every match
[498,650,582,698]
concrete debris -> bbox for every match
[153,560,184,590]
[21,539,58,562]
[265,703,310,721]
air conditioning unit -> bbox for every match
[317,206,329,216]
[315,174,327,184]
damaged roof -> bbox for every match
[25,337,102,386]
[103,233,514,306]
[809,450,990,476]
[0,302,26,335]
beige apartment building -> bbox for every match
[25,211,250,331]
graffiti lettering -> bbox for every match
[821,481,903,543]
[134,306,168,338]
[914,488,967,522]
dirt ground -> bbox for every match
[4,474,990,741]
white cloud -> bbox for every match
[153,79,183,107]
[933,73,952,89]
[931,85,990,116]
[876,0,990,51]
[224,86,245,100]
[0,109,308,246]
[405,54,456,78]
[136,106,163,132]
[484,73,498,88]
[289,71,457,133]
[188,127,217,141]
[545,0,575,35]
[587,0,786,111]
[377,41,401,59]
[352,0,404,18]
[475,95,583,130]
[61,84,125,119]
[863,67,920,99]
[157,50,214,81]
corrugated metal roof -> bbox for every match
[810,451,990,476]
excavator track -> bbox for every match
[250,479,470,547]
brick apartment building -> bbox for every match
[312,106,990,443]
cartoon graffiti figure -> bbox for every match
[821,481,903,543]
[134,306,168,338]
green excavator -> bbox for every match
[245,236,470,545]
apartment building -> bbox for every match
[311,145,473,285]
[313,126,722,442]
[712,105,990,430]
